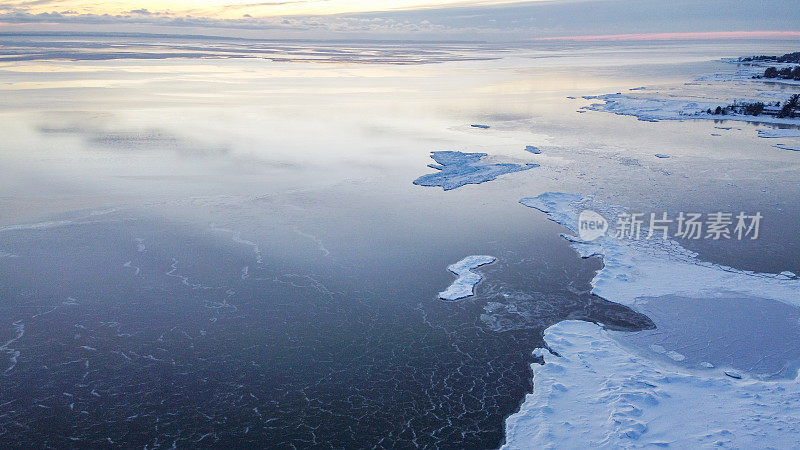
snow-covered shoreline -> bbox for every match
[502,320,800,449]
[583,93,800,129]
[519,193,799,309]
[503,192,800,448]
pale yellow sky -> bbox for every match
[2,0,541,18]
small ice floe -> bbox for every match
[123,261,141,276]
[413,151,538,190]
[438,255,496,301]
[757,128,800,138]
[711,133,722,136]
[629,86,647,91]
[470,124,490,129]
[724,371,743,379]
[654,154,670,159]
[89,208,117,216]
[524,145,541,154]
[666,350,686,361]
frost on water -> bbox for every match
[438,255,496,301]
[413,151,537,191]
[502,192,800,448]
[502,320,800,449]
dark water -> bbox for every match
[0,199,652,448]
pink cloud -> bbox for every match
[533,31,800,41]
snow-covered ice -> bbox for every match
[470,124,491,129]
[519,192,800,309]
[438,255,496,301]
[413,151,537,191]
[524,145,541,154]
[584,93,800,128]
[502,320,800,449]
[653,154,670,159]
[582,93,714,122]
[503,192,800,448]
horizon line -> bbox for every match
[532,30,800,42]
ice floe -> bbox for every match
[653,154,670,159]
[518,192,800,308]
[413,151,537,191]
[524,145,541,154]
[470,124,491,129]
[502,320,800,449]
[438,255,496,301]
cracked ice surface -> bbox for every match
[438,255,496,301]
[413,151,537,191]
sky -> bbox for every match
[0,0,542,18]
[1,0,799,41]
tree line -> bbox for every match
[707,93,800,118]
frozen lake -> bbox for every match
[1,34,799,447]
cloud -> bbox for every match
[0,0,798,41]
